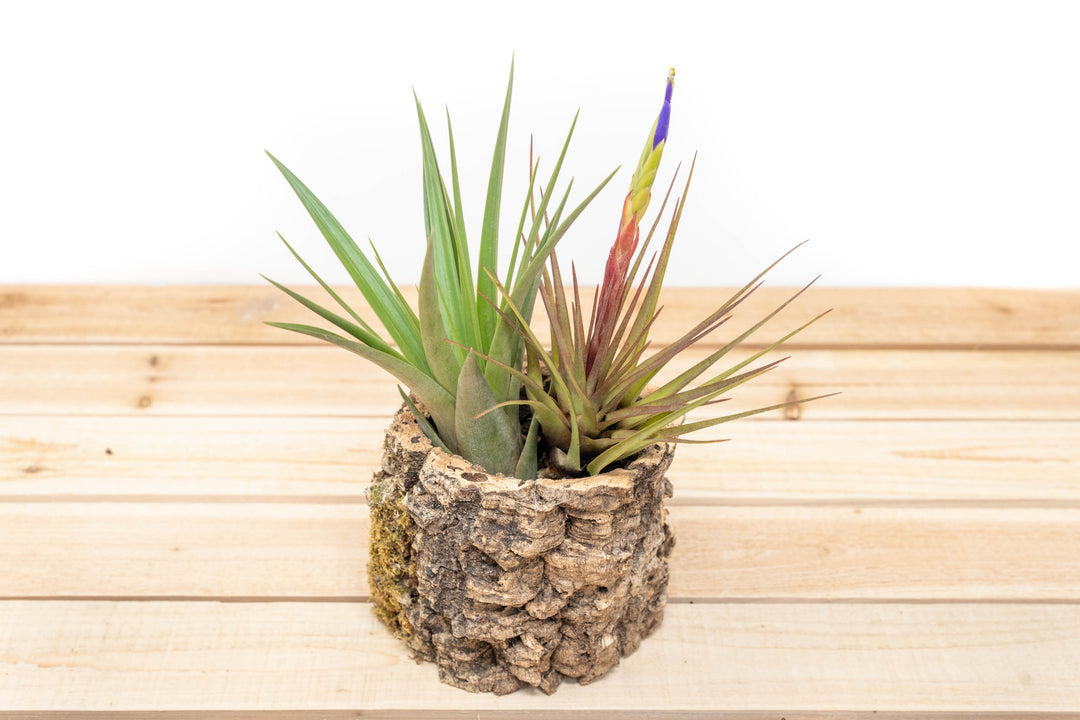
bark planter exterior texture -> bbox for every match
[368,404,676,695]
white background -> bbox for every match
[2,0,1078,287]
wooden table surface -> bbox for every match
[2,285,1079,718]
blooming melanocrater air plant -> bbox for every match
[264,64,832,479]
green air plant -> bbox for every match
[480,68,835,476]
[263,63,616,478]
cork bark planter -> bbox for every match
[367,403,676,695]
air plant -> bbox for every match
[482,68,834,476]
[263,62,617,477]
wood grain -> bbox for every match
[2,285,1078,716]
[2,344,1078,418]
[3,417,1078,502]
[2,601,1078,714]
[3,285,1078,347]
[3,505,1079,601]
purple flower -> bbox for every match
[652,71,674,149]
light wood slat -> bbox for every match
[0,503,364,599]
[2,344,1078,419]
[3,416,1079,503]
[680,506,1080,600]
[3,505,1079,600]
[2,601,1078,714]
[3,285,1078,348]
[3,286,1078,717]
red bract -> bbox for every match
[587,194,640,376]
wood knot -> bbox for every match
[0,292,28,309]
[136,395,153,409]
[783,388,803,421]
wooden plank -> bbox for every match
[0,415,371,499]
[3,285,1078,348]
[3,416,1079,503]
[3,344,1078,419]
[3,286,1077,717]
[3,505,1079,600]
[0,503,366,599]
[676,506,1080,600]
[2,601,1078,713]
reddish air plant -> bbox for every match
[483,68,835,476]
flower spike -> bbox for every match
[521,66,829,474]
[629,66,674,221]
[587,68,674,377]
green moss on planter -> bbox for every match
[367,470,417,641]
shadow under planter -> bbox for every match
[368,404,676,695]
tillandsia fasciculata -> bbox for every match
[479,68,835,476]
[263,61,617,477]
[265,64,832,479]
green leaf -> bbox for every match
[446,110,470,269]
[445,335,570,447]
[630,281,826,412]
[515,413,540,481]
[476,60,514,345]
[415,95,475,354]
[367,239,416,327]
[598,310,729,414]
[273,232,380,341]
[485,161,619,388]
[266,152,427,372]
[509,112,581,297]
[604,360,785,429]
[501,156,541,298]
[455,351,522,477]
[268,321,457,453]
[445,110,482,348]
[538,180,574,249]
[262,275,399,358]
[644,390,840,444]
[586,370,834,475]
[483,271,584,465]
[541,253,585,387]
[419,235,463,392]
[536,267,598,439]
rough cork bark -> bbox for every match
[367,404,675,695]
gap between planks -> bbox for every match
[8,595,1080,606]
[12,496,1080,509]
[3,714,1079,720]
[2,714,1078,720]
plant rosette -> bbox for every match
[264,65,831,694]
